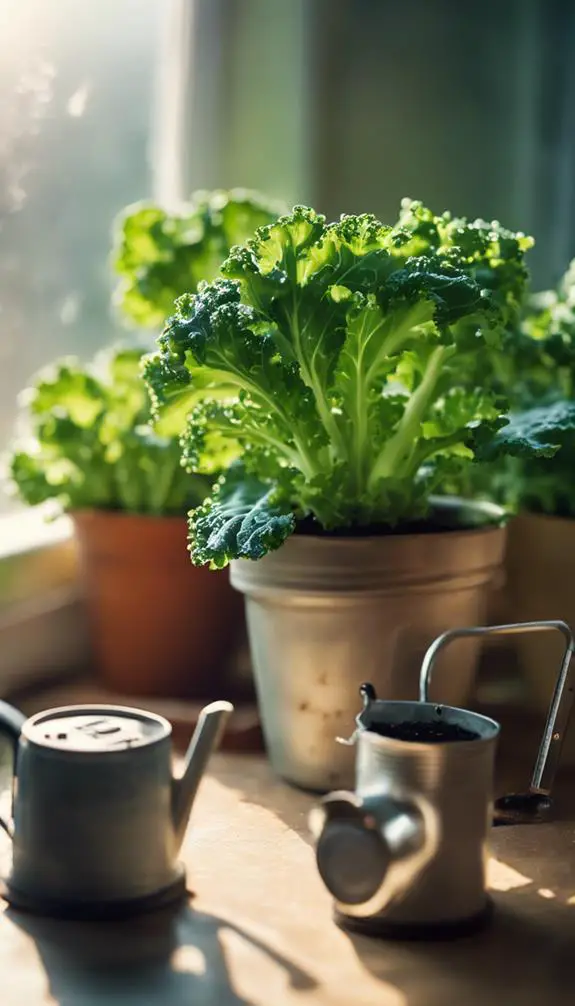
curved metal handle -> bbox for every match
[0,700,26,840]
[419,620,575,795]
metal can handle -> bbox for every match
[419,620,575,795]
[0,699,25,840]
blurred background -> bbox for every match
[2,0,575,516]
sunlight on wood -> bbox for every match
[196,775,408,1006]
[222,925,407,1006]
[537,888,556,899]
[221,928,305,1006]
[487,857,532,891]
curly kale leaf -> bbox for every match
[477,400,575,461]
[112,188,284,330]
[395,198,533,327]
[5,346,209,516]
[474,400,575,518]
[189,463,295,568]
[145,200,535,565]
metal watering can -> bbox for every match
[0,699,233,919]
[310,621,575,938]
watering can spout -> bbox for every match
[172,700,234,851]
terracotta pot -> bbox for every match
[72,510,245,699]
[505,513,575,707]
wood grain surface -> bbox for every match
[1,751,575,1005]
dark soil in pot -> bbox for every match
[294,496,506,539]
[368,721,480,744]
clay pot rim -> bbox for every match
[70,508,189,526]
[513,510,575,531]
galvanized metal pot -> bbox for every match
[313,699,500,934]
[310,620,575,936]
[230,501,506,791]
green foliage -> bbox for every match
[7,188,284,517]
[480,261,575,519]
[484,402,575,520]
[479,400,575,461]
[112,188,284,330]
[6,346,209,515]
[519,261,575,402]
[188,463,295,569]
[145,198,543,566]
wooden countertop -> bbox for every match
[1,751,575,1005]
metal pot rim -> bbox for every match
[230,498,507,595]
[357,700,501,750]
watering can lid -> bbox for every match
[24,706,170,752]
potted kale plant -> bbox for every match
[6,189,281,700]
[144,198,547,790]
[5,345,240,698]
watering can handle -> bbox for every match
[419,620,575,795]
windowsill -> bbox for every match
[0,506,73,560]
[0,507,89,692]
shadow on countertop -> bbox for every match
[4,899,317,1006]
[344,819,575,1006]
[345,893,575,1006]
